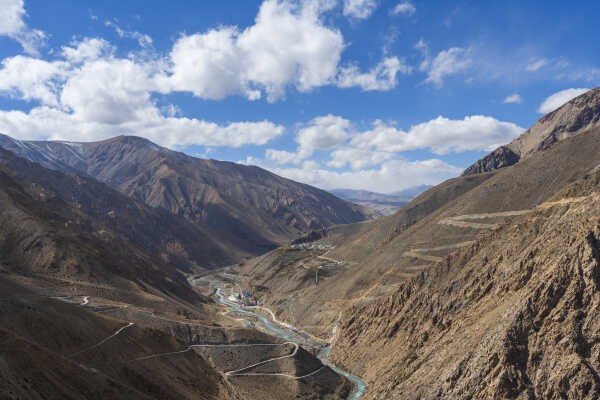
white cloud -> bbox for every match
[0,39,284,148]
[556,67,600,83]
[160,0,400,101]
[503,93,522,104]
[350,116,524,155]
[266,149,303,165]
[270,158,461,193]
[537,88,590,114]
[343,0,377,19]
[0,106,283,148]
[297,114,350,151]
[267,114,523,172]
[163,0,344,102]
[526,58,548,72]
[414,39,430,71]
[337,56,412,91]
[0,0,26,36]
[267,114,351,164]
[61,38,114,64]
[391,2,416,16]
[328,147,394,169]
[0,55,66,106]
[423,47,472,86]
[0,0,46,55]
[238,155,263,166]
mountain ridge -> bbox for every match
[0,133,374,266]
[463,86,600,175]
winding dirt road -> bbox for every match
[70,322,134,358]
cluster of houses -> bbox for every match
[290,242,333,250]
[236,290,258,306]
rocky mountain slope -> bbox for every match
[463,86,600,175]
[331,173,600,399]
[0,146,351,400]
[236,87,600,398]
[0,276,241,400]
[0,147,233,272]
[0,134,372,264]
[0,148,205,303]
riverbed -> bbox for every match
[215,288,367,400]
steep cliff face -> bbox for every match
[461,146,520,176]
[332,184,600,399]
[463,87,600,175]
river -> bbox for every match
[215,288,367,400]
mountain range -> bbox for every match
[329,186,431,216]
[0,134,373,269]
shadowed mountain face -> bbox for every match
[0,147,232,272]
[463,86,600,176]
[0,147,209,303]
[0,134,373,265]
[238,88,600,399]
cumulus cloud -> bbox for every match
[0,0,46,55]
[267,115,351,164]
[0,55,66,106]
[270,158,462,193]
[503,93,522,104]
[391,2,416,16]
[537,88,590,114]
[264,114,522,191]
[160,0,402,101]
[343,0,377,19]
[162,0,344,102]
[61,38,114,64]
[328,147,394,169]
[267,114,523,172]
[0,106,283,148]
[0,0,26,35]
[349,116,523,156]
[337,57,412,91]
[296,114,350,151]
[0,38,284,148]
[422,47,472,86]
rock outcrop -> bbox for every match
[464,87,600,175]
[461,145,520,176]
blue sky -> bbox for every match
[0,0,598,193]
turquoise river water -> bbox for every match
[215,288,367,400]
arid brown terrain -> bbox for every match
[0,134,373,266]
[237,87,600,398]
[0,143,354,399]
